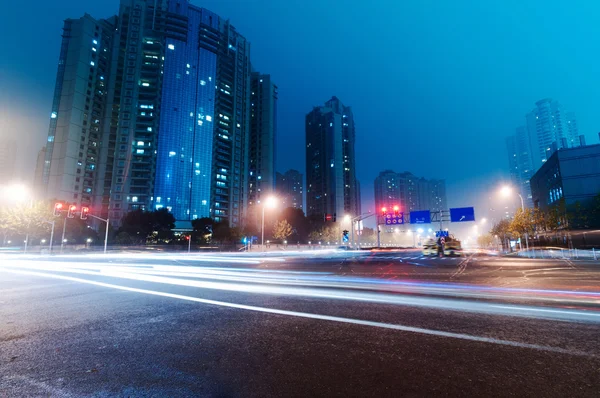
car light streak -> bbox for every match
[2,260,600,323]
[0,267,595,358]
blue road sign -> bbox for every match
[450,207,476,222]
[384,213,404,225]
[435,230,449,238]
[410,210,431,224]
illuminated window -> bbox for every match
[90,61,95,66]
[206,115,212,122]
[137,141,144,146]
[169,151,176,157]
[168,44,175,50]
[147,127,152,132]
[51,112,57,119]
[132,196,138,202]
[136,149,144,154]
[93,40,98,45]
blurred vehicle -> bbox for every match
[422,239,437,256]
[444,236,463,256]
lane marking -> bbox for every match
[1,268,594,358]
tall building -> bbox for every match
[276,169,303,210]
[0,140,17,184]
[42,1,263,228]
[506,126,534,207]
[33,147,47,196]
[42,14,116,209]
[305,96,360,218]
[247,73,278,228]
[526,98,580,167]
[374,170,447,216]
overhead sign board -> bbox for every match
[384,213,404,225]
[410,210,431,224]
[449,207,475,222]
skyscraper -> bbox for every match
[42,1,263,228]
[506,126,534,206]
[305,96,360,218]
[33,147,47,196]
[0,140,17,184]
[374,170,447,215]
[276,169,303,210]
[526,98,580,167]
[247,73,278,228]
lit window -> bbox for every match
[331,163,334,167]
[142,82,150,87]
[169,151,176,157]
[146,41,154,44]
[202,200,207,205]
[190,112,194,117]
[92,47,97,52]
[237,123,241,128]
[51,112,57,119]
[93,39,98,45]
[258,176,262,180]
[90,61,95,66]
[186,64,191,68]
[329,122,333,127]
[200,80,206,86]
[136,149,144,154]
[140,112,146,116]
[48,136,54,142]
[206,115,212,122]
[168,44,175,50]
[132,196,138,202]
[137,141,144,146]
[147,127,152,132]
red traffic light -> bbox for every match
[381,207,387,215]
[393,205,399,212]
[54,203,63,217]
[325,214,333,221]
[81,207,89,220]
[67,205,77,218]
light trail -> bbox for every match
[2,259,600,323]
[0,267,595,358]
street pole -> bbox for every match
[188,233,192,253]
[517,193,530,253]
[377,224,381,248]
[104,219,109,254]
[60,217,67,254]
[49,220,55,254]
[261,205,265,251]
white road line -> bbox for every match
[1,267,593,358]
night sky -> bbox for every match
[2,0,600,222]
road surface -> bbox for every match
[1,250,599,397]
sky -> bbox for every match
[2,0,600,226]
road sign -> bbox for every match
[449,207,475,222]
[435,230,449,238]
[410,210,431,224]
[384,213,404,225]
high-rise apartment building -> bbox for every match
[374,170,447,216]
[0,140,17,184]
[43,1,264,228]
[305,96,360,218]
[247,73,277,228]
[526,98,580,167]
[506,126,534,206]
[33,147,47,196]
[276,169,303,210]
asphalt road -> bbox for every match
[1,250,599,397]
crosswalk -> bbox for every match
[372,255,503,261]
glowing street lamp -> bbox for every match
[499,185,528,251]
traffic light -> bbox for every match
[342,230,349,243]
[54,203,63,217]
[67,205,77,219]
[393,205,400,216]
[381,207,388,216]
[81,207,89,220]
[333,213,337,222]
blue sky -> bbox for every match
[2,0,600,220]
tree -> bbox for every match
[360,227,376,244]
[192,217,213,244]
[272,220,293,241]
[477,234,494,248]
[119,209,176,244]
[490,219,511,250]
[0,201,54,241]
[278,207,308,242]
[509,208,535,238]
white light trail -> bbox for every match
[0,267,594,358]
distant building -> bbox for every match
[531,144,600,217]
[0,140,17,184]
[33,147,47,197]
[374,170,447,215]
[247,73,278,228]
[506,126,534,207]
[526,98,581,167]
[305,96,360,218]
[276,169,303,210]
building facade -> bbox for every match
[0,140,17,184]
[506,126,534,207]
[305,96,360,219]
[43,0,264,228]
[247,73,278,228]
[531,144,600,215]
[276,169,303,210]
[374,170,447,216]
[33,147,47,196]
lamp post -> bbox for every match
[261,196,277,251]
[3,184,34,253]
[501,186,529,252]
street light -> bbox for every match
[261,196,277,250]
